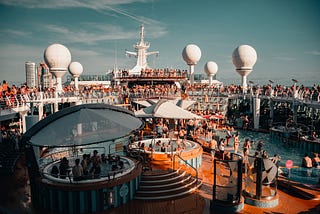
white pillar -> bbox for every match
[242,75,247,94]
[56,77,63,92]
[54,91,59,112]
[19,112,27,133]
[190,65,195,86]
[74,77,79,90]
[253,97,260,130]
[38,103,43,121]
[208,75,213,86]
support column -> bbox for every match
[20,112,27,134]
[190,65,195,86]
[54,91,59,113]
[38,92,44,121]
[253,96,260,130]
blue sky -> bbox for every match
[0,0,319,86]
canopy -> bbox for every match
[23,104,144,147]
[133,99,195,110]
[134,99,203,120]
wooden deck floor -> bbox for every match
[109,153,320,214]
[0,153,319,214]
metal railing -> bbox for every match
[172,154,198,189]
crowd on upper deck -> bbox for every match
[113,68,188,78]
[1,76,319,111]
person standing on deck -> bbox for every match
[210,137,218,162]
[226,129,232,146]
[72,158,84,181]
[302,153,313,168]
[233,132,240,154]
[219,138,225,160]
[311,153,320,168]
[243,138,251,154]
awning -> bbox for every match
[134,99,203,120]
[23,103,144,147]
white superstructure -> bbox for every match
[125,25,159,76]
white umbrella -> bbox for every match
[133,99,195,110]
[134,99,203,120]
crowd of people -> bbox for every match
[1,77,319,184]
[49,150,125,181]
[113,68,188,78]
[302,152,320,168]
[1,77,319,111]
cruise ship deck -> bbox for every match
[1,151,319,214]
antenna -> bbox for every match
[114,41,118,72]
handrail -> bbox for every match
[40,157,138,184]
[40,146,106,167]
[172,154,198,189]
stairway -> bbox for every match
[134,169,202,200]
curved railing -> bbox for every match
[243,155,278,200]
[213,153,243,204]
[173,154,198,189]
[40,148,137,184]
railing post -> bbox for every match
[237,159,242,201]
[213,159,217,201]
[256,158,263,200]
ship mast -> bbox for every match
[125,24,159,76]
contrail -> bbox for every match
[103,5,150,24]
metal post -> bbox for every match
[237,159,242,202]
[256,158,262,200]
[213,159,217,200]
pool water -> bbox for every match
[220,130,319,185]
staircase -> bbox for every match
[134,169,202,200]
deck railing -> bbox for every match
[173,154,198,189]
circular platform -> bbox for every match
[130,138,203,168]
[42,155,136,183]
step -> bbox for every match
[139,174,192,190]
[140,171,186,184]
[134,180,202,200]
[137,176,197,193]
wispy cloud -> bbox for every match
[273,56,296,61]
[44,24,136,45]
[0,43,43,58]
[304,50,320,56]
[0,0,148,8]
[0,0,155,24]
[43,23,166,45]
[0,29,32,37]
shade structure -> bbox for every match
[134,99,203,120]
[132,99,195,110]
[171,99,196,110]
[23,104,144,147]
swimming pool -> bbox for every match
[224,130,319,185]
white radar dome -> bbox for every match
[44,43,72,71]
[69,62,83,77]
[182,44,201,65]
[204,61,218,76]
[232,45,257,70]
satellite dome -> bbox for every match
[204,61,218,76]
[44,43,72,71]
[69,62,83,77]
[182,44,201,65]
[232,45,257,70]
